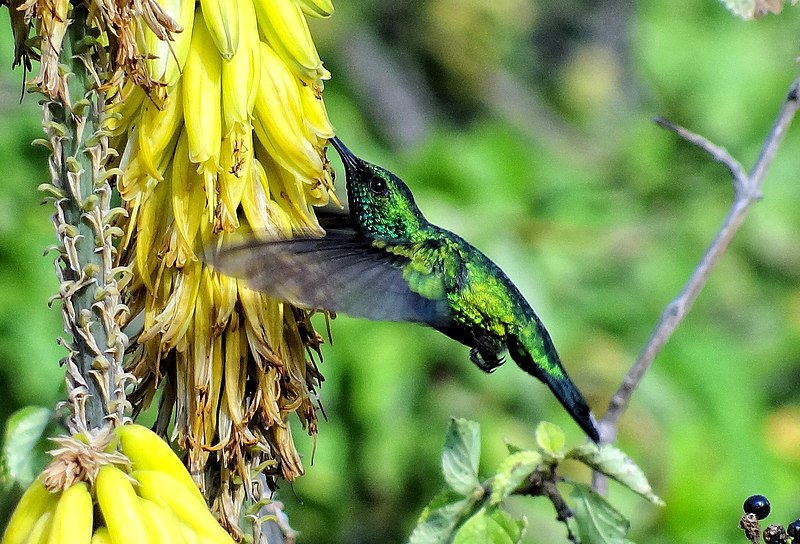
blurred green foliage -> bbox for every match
[2,1,800,543]
[0,20,63,432]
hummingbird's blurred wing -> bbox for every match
[209,231,451,327]
[315,206,353,230]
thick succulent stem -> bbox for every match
[44,5,130,433]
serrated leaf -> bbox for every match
[442,418,481,495]
[567,444,664,505]
[1,406,51,486]
[535,422,565,457]
[487,508,526,542]
[719,0,795,19]
[409,492,475,544]
[570,483,633,544]
[489,450,542,505]
[452,507,524,544]
[422,490,471,514]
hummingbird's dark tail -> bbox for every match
[508,331,599,443]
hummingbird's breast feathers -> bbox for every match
[455,263,518,331]
[392,226,524,342]
[447,255,524,342]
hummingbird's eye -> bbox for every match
[368,177,388,195]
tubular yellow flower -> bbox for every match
[107,0,336,534]
[253,41,325,185]
[199,0,240,60]
[221,0,260,137]
[1,426,235,544]
[217,132,254,231]
[253,0,331,85]
[170,130,206,264]
[27,0,69,100]
[183,10,223,168]
[138,84,184,182]
[140,0,195,85]
[296,0,335,18]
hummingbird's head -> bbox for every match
[329,137,426,240]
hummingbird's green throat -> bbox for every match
[212,136,599,442]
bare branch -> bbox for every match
[595,76,800,480]
[652,116,749,191]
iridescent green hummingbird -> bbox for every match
[212,137,599,442]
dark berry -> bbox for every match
[787,519,800,538]
[743,495,771,520]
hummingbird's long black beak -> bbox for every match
[329,136,359,174]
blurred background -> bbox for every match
[2,0,800,542]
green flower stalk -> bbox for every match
[38,1,129,435]
[14,0,182,437]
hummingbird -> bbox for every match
[211,137,599,442]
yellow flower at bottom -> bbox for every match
[2,425,236,544]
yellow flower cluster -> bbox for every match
[107,0,336,495]
[2,425,236,544]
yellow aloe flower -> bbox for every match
[6,0,335,537]
[106,0,337,533]
[2,425,235,544]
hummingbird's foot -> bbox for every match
[470,345,505,374]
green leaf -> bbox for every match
[408,491,476,544]
[442,418,481,495]
[534,422,565,457]
[570,483,633,544]
[489,450,542,505]
[452,507,524,544]
[1,406,51,486]
[567,444,664,505]
[487,509,526,542]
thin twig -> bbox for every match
[652,117,749,188]
[515,467,578,543]
[593,76,800,491]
